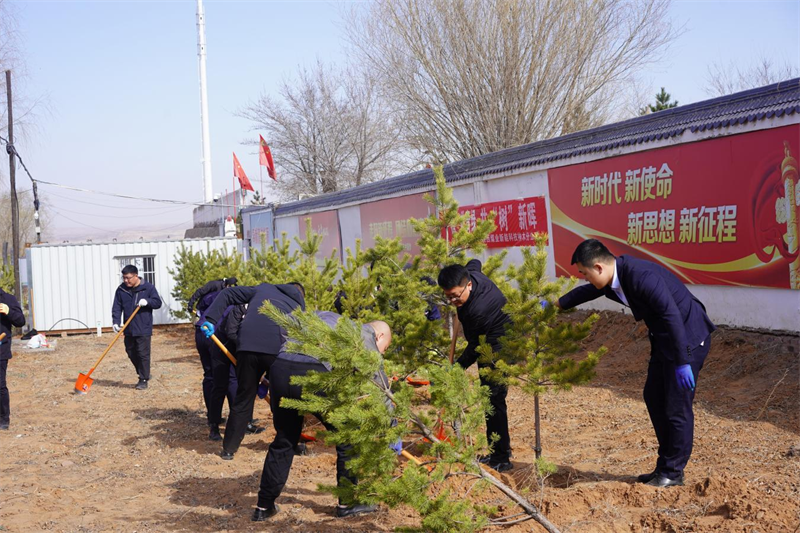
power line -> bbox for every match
[53,203,188,219]
[36,179,238,207]
[43,189,198,210]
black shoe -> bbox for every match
[645,474,684,488]
[135,379,148,390]
[335,503,378,518]
[220,450,234,461]
[0,421,8,430]
[208,425,222,441]
[251,505,279,521]
[484,460,513,473]
[294,442,307,455]
[636,469,659,483]
[246,421,265,434]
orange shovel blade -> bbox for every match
[74,373,93,394]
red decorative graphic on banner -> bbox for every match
[444,196,549,248]
[548,124,800,289]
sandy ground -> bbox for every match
[0,311,797,533]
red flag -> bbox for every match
[259,135,277,180]
[233,152,254,191]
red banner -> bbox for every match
[548,125,800,289]
[360,193,433,254]
[302,210,341,261]
[448,196,549,248]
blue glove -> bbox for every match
[257,382,268,399]
[540,300,550,310]
[200,321,215,338]
[389,438,403,455]
[675,364,695,390]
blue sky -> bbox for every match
[6,0,800,240]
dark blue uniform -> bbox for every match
[0,289,25,429]
[111,280,162,382]
[559,255,715,480]
[204,283,305,455]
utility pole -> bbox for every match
[196,0,213,203]
[5,70,21,303]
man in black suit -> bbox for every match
[557,239,715,487]
[438,259,513,472]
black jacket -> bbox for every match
[203,283,305,355]
[559,255,715,365]
[456,259,511,369]
[187,279,227,315]
[0,290,25,360]
[111,281,163,337]
[225,304,247,346]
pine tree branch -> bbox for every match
[377,378,562,533]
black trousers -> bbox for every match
[222,350,276,454]
[257,358,357,508]
[195,328,214,414]
[643,334,711,479]
[478,362,511,462]
[123,335,151,381]
[208,341,238,425]
[0,359,9,424]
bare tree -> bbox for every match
[238,61,408,201]
[0,190,49,251]
[346,0,678,161]
[704,57,799,97]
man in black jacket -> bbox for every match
[438,260,513,472]
[0,287,25,430]
[252,311,392,521]
[201,282,305,460]
[112,265,163,390]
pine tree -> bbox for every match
[255,168,594,533]
[168,244,246,320]
[477,235,606,457]
[640,87,679,115]
[246,232,298,284]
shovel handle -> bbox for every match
[448,314,460,365]
[85,306,141,378]
[0,332,6,341]
[209,333,237,366]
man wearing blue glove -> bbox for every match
[557,239,714,488]
[200,281,305,460]
[252,312,392,522]
[112,265,162,390]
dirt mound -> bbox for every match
[0,314,797,533]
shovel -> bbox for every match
[207,333,237,365]
[74,306,140,394]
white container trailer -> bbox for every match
[26,237,238,332]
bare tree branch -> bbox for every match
[238,61,412,201]
[346,0,678,161]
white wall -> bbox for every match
[338,205,363,255]
[27,237,238,331]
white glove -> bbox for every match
[0,303,8,314]
[138,299,148,307]
[113,324,121,333]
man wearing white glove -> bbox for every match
[111,265,162,389]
